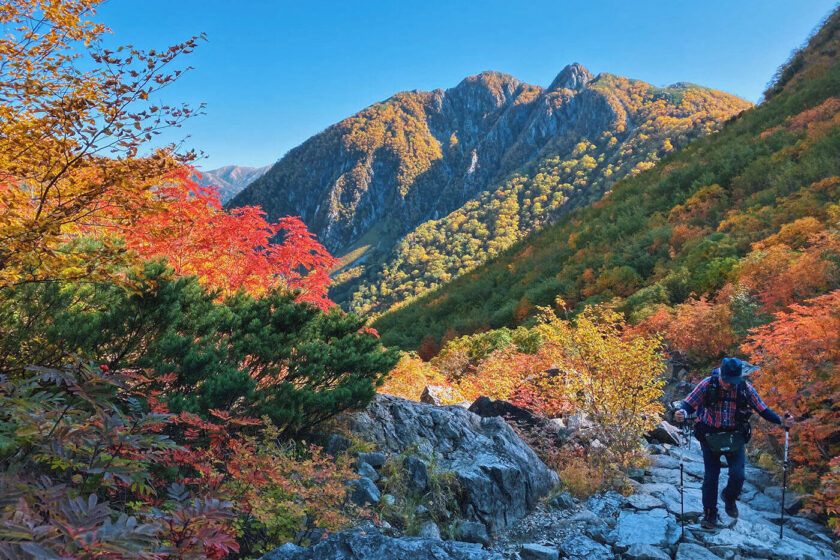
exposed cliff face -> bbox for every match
[229,64,751,314]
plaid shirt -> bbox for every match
[682,370,769,429]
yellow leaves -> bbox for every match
[535,305,665,465]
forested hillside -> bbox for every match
[229,66,750,316]
[376,7,840,352]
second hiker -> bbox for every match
[674,357,794,529]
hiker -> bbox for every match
[674,357,794,529]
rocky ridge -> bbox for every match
[229,65,751,316]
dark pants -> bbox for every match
[699,439,746,515]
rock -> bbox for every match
[675,543,723,560]
[404,455,429,491]
[417,521,441,539]
[627,467,645,482]
[260,528,503,560]
[326,434,351,457]
[566,509,607,527]
[357,461,379,481]
[566,413,594,432]
[349,476,380,506]
[613,508,678,549]
[347,395,559,532]
[625,543,671,560]
[454,520,491,546]
[764,485,804,513]
[469,396,541,427]
[549,491,575,510]
[584,491,627,520]
[626,492,665,511]
[358,451,387,468]
[421,385,462,406]
[558,534,612,560]
[646,421,683,446]
[519,543,559,560]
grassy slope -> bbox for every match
[375,7,840,351]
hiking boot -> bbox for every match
[721,491,739,518]
[701,509,722,530]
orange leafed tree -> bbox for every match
[122,169,336,307]
[743,289,840,530]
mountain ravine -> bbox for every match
[229,64,751,316]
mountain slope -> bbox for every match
[196,165,270,203]
[374,7,840,350]
[229,66,750,315]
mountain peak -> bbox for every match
[548,63,593,91]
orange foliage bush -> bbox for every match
[743,289,840,532]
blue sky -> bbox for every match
[97,0,839,170]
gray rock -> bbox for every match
[549,491,575,510]
[260,529,503,560]
[626,492,665,511]
[349,476,380,506]
[519,543,559,560]
[358,451,387,468]
[558,534,612,560]
[627,467,645,482]
[405,455,429,492]
[454,520,491,546]
[566,413,594,432]
[566,509,608,527]
[326,434,351,457]
[625,543,671,560]
[613,508,678,549]
[357,461,379,481]
[745,490,779,512]
[646,421,683,446]
[675,543,723,560]
[417,521,441,540]
[347,395,559,532]
[585,491,628,520]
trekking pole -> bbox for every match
[779,420,791,539]
[679,415,693,540]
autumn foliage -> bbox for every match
[122,168,336,307]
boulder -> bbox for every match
[417,521,441,540]
[520,543,559,560]
[357,461,378,481]
[566,413,595,432]
[357,451,387,468]
[347,395,559,532]
[625,543,671,560]
[646,421,683,446]
[558,534,612,560]
[260,529,503,560]
[421,385,463,406]
[612,508,679,549]
[454,520,491,546]
[549,491,575,510]
[349,477,380,506]
[468,396,542,428]
[404,455,429,492]
[626,492,665,511]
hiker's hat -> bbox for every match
[720,357,746,385]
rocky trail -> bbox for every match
[263,396,837,560]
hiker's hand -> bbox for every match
[783,412,794,429]
[674,409,686,423]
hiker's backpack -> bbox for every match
[703,370,754,441]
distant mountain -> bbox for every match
[374,7,840,350]
[196,165,270,203]
[229,64,751,316]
